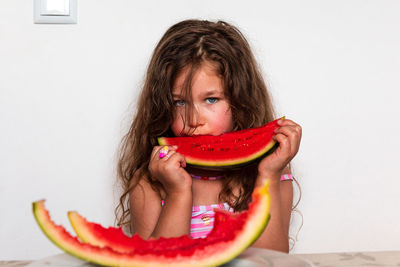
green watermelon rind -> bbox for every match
[32,181,271,267]
[32,201,108,265]
[185,140,278,168]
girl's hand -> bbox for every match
[258,119,302,180]
[148,145,192,194]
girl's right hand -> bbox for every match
[148,146,192,194]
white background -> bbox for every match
[1,0,399,260]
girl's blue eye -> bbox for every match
[174,100,185,107]
[206,98,218,104]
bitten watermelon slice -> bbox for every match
[158,118,282,169]
[32,180,271,267]
[68,211,195,254]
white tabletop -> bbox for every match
[295,250,400,267]
[2,249,399,266]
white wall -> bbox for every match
[1,0,399,260]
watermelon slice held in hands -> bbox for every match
[158,117,283,170]
[32,180,271,267]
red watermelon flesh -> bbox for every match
[68,211,195,254]
[32,180,271,266]
[158,118,282,169]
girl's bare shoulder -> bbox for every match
[130,174,165,207]
[129,174,165,238]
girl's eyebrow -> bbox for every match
[172,93,183,98]
[172,89,222,98]
[201,89,221,97]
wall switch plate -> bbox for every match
[34,0,77,24]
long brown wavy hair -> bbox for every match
[115,19,279,230]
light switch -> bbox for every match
[41,0,70,16]
[34,0,77,24]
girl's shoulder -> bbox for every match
[129,174,165,239]
[130,173,166,203]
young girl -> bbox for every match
[116,19,302,253]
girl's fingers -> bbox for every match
[159,146,179,159]
[275,125,302,140]
[273,133,291,155]
[277,119,301,135]
[164,150,187,168]
[276,120,302,138]
[149,148,186,179]
[160,149,176,160]
[150,145,178,161]
[274,125,301,155]
[158,149,187,168]
[278,118,296,126]
[278,119,302,134]
[150,146,163,161]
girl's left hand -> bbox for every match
[258,118,302,179]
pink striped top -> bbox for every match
[190,202,233,239]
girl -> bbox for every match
[116,19,302,253]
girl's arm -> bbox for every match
[252,118,301,252]
[251,168,293,252]
[129,176,193,239]
[130,146,193,239]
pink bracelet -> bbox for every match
[281,174,293,181]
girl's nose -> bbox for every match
[188,107,205,128]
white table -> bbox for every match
[1,249,399,266]
[296,250,400,267]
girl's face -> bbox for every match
[171,62,233,136]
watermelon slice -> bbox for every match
[68,211,195,254]
[32,180,271,266]
[158,118,282,169]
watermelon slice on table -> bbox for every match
[68,211,195,254]
[32,180,271,266]
[158,117,283,170]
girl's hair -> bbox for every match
[115,19,277,229]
